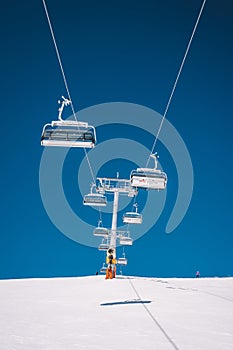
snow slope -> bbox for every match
[0,276,232,350]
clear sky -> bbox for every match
[1,0,232,279]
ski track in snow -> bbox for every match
[0,276,232,350]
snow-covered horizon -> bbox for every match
[0,276,232,349]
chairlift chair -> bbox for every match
[130,154,167,190]
[123,204,142,224]
[83,193,107,207]
[123,212,143,224]
[119,236,133,246]
[100,263,107,273]
[117,257,128,265]
[41,122,96,148]
[93,227,109,238]
[130,169,167,190]
[98,238,109,251]
[98,242,109,251]
[41,97,96,148]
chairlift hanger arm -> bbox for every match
[41,0,96,182]
[58,96,71,121]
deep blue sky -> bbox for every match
[1,0,232,279]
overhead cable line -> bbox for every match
[41,0,96,183]
[146,0,207,167]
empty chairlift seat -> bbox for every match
[123,203,142,224]
[130,153,167,190]
[117,257,128,265]
[123,212,142,224]
[119,236,133,246]
[100,264,107,273]
[130,168,167,190]
[41,120,96,148]
[83,194,107,207]
[98,242,109,251]
[93,227,109,238]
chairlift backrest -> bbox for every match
[83,194,107,207]
[119,236,133,246]
[98,243,109,251]
[130,168,167,190]
[93,227,109,238]
[100,266,107,273]
[117,257,128,265]
[123,212,142,224]
[41,97,96,148]
[41,121,96,148]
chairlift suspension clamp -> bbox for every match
[58,96,71,121]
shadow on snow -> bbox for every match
[100,299,152,306]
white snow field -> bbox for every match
[0,276,232,350]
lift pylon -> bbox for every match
[95,176,136,279]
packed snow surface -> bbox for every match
[0,276,232,349]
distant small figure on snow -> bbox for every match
[195,271,200,278]
[95,271,99,275]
